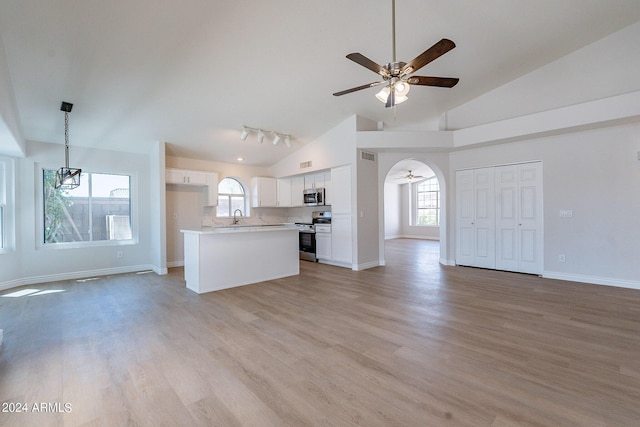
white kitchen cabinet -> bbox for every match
[331,214,352,264]
[323,172,332,206]
[251,177,277,207]
[205,173,218,206]
[304,172,325,189]
[166,168,207,185]
[290,176,305,207]
[315,225,332,260]
[330,165,352,214]
[276,178,292,207]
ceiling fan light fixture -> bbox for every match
[375,86,408,105]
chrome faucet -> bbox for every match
[233,209,243,224]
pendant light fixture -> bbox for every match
[54,101,82,189]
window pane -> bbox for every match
[217,196,230,217]
[230,196,244,214]
[417,208,438,226]
[218,178,244,195]
[0,206,3,249]
[43,170,88,243]
[93,174,131,241]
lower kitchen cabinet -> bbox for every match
[330,214,352,264]
[315,225,332,260]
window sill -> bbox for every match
[38,239,138,250]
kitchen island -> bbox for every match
[181,225,299,294]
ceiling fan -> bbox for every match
[396,170,424,181]
[333,0,459,108]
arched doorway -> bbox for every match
[380,157,448,267]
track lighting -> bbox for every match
[239,125,292,147]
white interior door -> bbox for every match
[456,170,475,266]
[473,168,496,269]
[495,162,543,274]
[517,162,543,274]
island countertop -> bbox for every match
[181,224,297,235]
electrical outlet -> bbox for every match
[117,250,123,259]
[558,254,566,263]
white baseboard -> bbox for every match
[167,260,184,268]
[398,235,440,241]
[542,271,640,291]
[440,258,456,266]
[353,261,382,271]
[0,264,159,292]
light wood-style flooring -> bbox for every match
[1,239,640,426]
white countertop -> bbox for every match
[181,224,298,234]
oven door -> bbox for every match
[298,230,316,262]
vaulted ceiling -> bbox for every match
[1,0,639,165]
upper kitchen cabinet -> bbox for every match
[290,176,305,207]
[166,168,207,185]
[205,173,218,206]
[276,178,292,207]
[251,177,277,207]
[330,165,352,214]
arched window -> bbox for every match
[217,178,245,217]
[415,176,440,226]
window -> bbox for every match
[415,177,440,226]
[43,170,132,244]
[217,178,245,217]
[0,159,8,251]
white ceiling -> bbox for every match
[1,0,640,166]
[385,159,435,184]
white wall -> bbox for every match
[445,21,640,130]
[0,34,24,157]
[269,116,357,178]
[0,141,156,290]
[355,150,379,269]
[398,182,440,240]
[450,122,640,288]
[384,182,400,239]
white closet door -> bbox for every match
[456,170,475,266]
[495,165,519,272]
[473,168,496,269]
[495,162,543,274]
[517,162,543,274]
[456,168,495,268]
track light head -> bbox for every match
[273,134,281,145]
[257,130,264,144]
[240,127,248,141]
[284,135,291,148]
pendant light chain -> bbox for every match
[64,111,70,168]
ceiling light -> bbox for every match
[237,156,244,162]
[238,126,292,148]
[375,84,409,105]
[54,101,82,189]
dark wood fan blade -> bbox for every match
[407,76,459,88]
[333,81,385,96]
[346,53,390,77]
[400,38,456,75]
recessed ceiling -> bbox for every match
[1,0,639,165]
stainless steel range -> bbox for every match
[295,222,316,262]
[295,211,332,262]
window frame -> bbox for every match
[413,176,440,227]
[0,157,13,254]
[36,164,138,250]
[216,177,247,217]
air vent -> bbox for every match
[300,161,312,169]
[360,150,376,162]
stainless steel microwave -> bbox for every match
[304,188,325,206]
